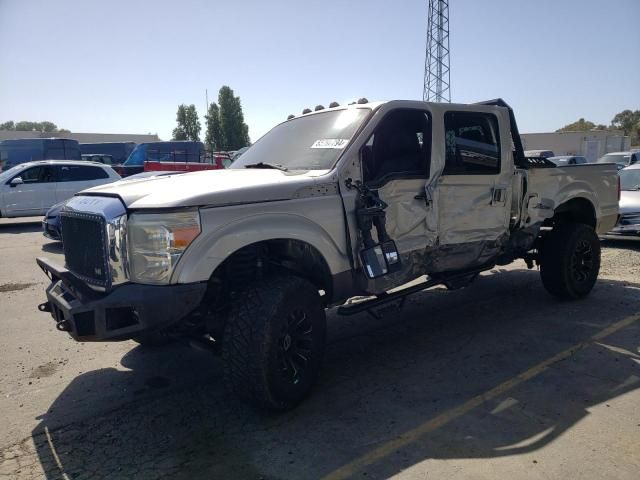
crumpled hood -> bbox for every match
[619,190,640,214]
[82,168,330,209]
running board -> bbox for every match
[337,264,494,317]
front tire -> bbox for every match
[222,275,326,410]
[539,223,601,300]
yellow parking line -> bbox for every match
[322,313,640,480]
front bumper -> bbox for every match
[36,257,207,342]
[608,214,640,236]
[42,219,61,241]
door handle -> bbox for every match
[491,187,506,205]
[414,192,432,207]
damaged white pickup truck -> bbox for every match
[37,99,619,410]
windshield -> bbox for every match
[231,108,370,171]
[597,154,630,166]
[620,169,640,190]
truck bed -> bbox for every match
[524,163,619,234]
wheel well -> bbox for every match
[204,239,334,312]
[548,198,596,229]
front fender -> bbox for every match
[171,207,350,284]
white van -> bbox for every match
[0,160,120,218]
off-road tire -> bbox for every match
[540,222,601,300]
[221,275,326,410]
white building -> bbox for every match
[0,131,160,144]
[521,130,630,162]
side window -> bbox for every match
[84,166,109,179]
[58,165,109,182]
[443,112,501,175]
[363,109,431,184]
[15,166,54,183]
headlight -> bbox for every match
[127,210,201,284]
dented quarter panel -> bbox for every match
[524,164,619,233]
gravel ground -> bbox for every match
[0,219,639,479]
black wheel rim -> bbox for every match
[277,309,314,385]
[571,239,594,283]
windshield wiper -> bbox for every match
[244,162,288,172]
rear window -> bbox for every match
[443,111,501,175]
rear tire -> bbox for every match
[221,275,326,411]
[539,223,601,300]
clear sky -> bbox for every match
[1,0,638,141]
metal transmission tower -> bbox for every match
[423,0,451,102]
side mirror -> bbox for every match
[9,177,24,187]
[360,240,401,279]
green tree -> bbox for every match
[39,121,58,133]
[14,121,39,132]
[2,120,69,133]
[611,109,640,144]
[218,86,250,150]
[184,104,201,141]
[205,102,222,151]
[172,105,188,140]
[556,118,597,132]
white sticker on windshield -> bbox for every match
[310,138,349,149]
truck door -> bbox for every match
[434,110,512,270]
[361,109,437,258]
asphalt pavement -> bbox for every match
[0,217,639,479]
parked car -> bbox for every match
[78,142,136,166]
[42,170,182,240]
[0,160,120,218]
[81,154,115,165]
[596,151,640,170]
[230,146,250,162]
[547,155,588,166]
[38,99,618,410]
[115,141,205,176]
[42,200,66,240]
[524,149,555,158]
[0,138,81,171]
[608,164,640,236]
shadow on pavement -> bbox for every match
[41,242,63,254]
[600,236,640,251]
[31,269,640,479]
[0,220,42,234]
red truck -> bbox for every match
[143,153,231,173]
